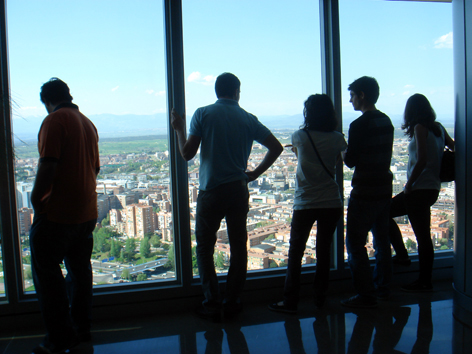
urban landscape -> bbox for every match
[7,127,455,292]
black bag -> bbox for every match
[440,149,455,182]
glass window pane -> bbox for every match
[7,0,174,291]
[183,0,322,274]
[339,0,454,260]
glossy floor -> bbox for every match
[1,281,471,353]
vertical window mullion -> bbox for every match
[319,0,344,272]
[165,0,193,288]
[0,0,23,305]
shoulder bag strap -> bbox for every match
[303,129,335,180]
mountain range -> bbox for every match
[12,112,452,142]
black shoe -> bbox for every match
[401,280,433,292]
[268,301,297,314]
[392,255,411,266]
[195,304,222,322]
[223,301,243,319]
[341,295,377,308]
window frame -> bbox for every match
[0,0,455,317]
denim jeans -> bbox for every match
[283,208,342,307]
[30,214,96,347]
[346,196,392,299]
[389,189,439,284]
[195,180,249,307]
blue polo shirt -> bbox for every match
[189,98,271,191]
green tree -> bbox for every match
[137,273,147,281]
[140,237,151,259]
[264,234,275,241]
[101,213,110,227]
[121,268,131,280]
[150,235,161,248]
[405,239,416,251]
[124,238,136,262]
[279,262,287,267]
[93,227,119,253]
[269,261,278,268]
[110,239,122,258]
[191,246,198,274]
[164,244,175,270]
[215,252,225,269]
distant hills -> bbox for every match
[12,112,454,143]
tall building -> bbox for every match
[125,204,157,238]
[17,207,33,236]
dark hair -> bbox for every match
[348,76,380,104]
[402,93,441,139]
[301,94,338,132]
[215,72,240,99]
[40,77,73,104]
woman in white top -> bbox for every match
[269,94,347,313]
[390,94,454,292]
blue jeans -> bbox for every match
[30,214,96,346]
[346,196,392,299]
[195,180,249,307]
[283,208,342,307]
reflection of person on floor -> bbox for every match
[284,318,307,354]
[269,95,346,314]
[313,314,338,354]
[203,325,249,354]
[346,306,411,354]
[411,302,433,354]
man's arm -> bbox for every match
[171,108,201,161]
[246,134,283,182]
[343,123,361,168]
[31,160,58,213]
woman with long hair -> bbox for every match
[390,93,454,292]
[269,94,347,313]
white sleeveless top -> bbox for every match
[407,126,444,191]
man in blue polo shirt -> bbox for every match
[171,72,283,320]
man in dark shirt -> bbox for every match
[30,78,99,354]
[341,76,394,308]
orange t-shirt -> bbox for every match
[37,104,100,224]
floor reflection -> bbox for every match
[1,283,470,354]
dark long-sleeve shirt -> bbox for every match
[344,110,394,200]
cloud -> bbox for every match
[402,91,410,96]
[18,106,39,110]
[111,86,119,92]
[156,90,165,96]
[145,89,154,95]
[187,72,216,85]
[434,32,453,49]
[404,84,414,89]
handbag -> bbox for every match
[439,124,455,182]
[440,148,455,182]
[303,129,334,179]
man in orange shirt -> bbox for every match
[30,78,100,354]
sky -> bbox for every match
[6,0,454,135]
